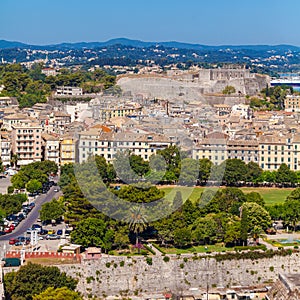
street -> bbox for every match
[0,186,62,241]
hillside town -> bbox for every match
[3,1,300,299]
[0,68,299,174]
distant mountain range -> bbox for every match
[0,38,300,52]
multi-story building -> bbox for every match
[227,140,259,164]
[2,113,29,131]
[55,86,83,96]
[42,134,60,165]
[11,121,43,166]
[284,95,300,112]
[193,131,300,171]
[0,131,11,167]
[60,135,78,166]
[258,134,300,171]
[97,107,141,122]
[192,132,228,165]
[78,129,172,163]
[52,111,71,134]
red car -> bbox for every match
[4,227,12,233]
[9,238,18,245]
[9,224,15,230]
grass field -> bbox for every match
[153,243,232,254]
[159,186,293,206]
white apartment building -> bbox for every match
[55,86,83,96]
[0,133,11,167]
[78,129,172,163]
[42,134,60,165]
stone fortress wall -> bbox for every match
[51,252,300,298]
[117,68,269,101]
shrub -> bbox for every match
[163,256,170,262]
[120,261,125,267]
[105,262,111,268]
[146,257,152,265]
[270,266,274,272]
[179,263,184,269]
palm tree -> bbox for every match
[10,154,20,169]
[126,205,147,253]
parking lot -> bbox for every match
[7,222,72,252]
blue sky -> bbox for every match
[1,0,300,45]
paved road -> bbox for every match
[0,187,61,241]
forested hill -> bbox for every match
[1,38,299,51]
[1,38,300,72]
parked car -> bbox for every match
[9,238,18,245]
[47,229,56,235]
[14,241,23,246]
[56,229,63,235]
[39,229,48,235]
[7,214,17,221]
[54,188,59,192]
[45,234,60,240]
[12,221,19,227]
[4,227,12,233]
[32,224,42,233]
[9,224,15,230]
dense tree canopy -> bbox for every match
[40,199,65,222]
[0,63,116,108]
[4,263,78,300]
[70,217,114,250]
[33,287,83,300]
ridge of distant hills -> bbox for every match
[0,38,299,52]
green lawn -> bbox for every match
[240,187,292,205]
[153,243,232,254]
[159,186,293,206]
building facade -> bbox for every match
[11,121,43,166]
[60,136,78,166]
[78,129,172,163]
[284,95,300,112]
[42,134,60,165]
[55,86,83,96]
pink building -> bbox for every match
[11,120,43,166]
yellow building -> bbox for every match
[284,95,300,112]
[60,135,78,166]
[258,134,300,171]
